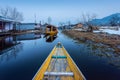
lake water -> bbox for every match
[0,30,120,80]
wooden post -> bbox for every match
[2,21,3,32]
[9,22,10,33]
[51,26,53,32]
[19,23,20,32]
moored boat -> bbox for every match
[45,25,58,35]
[33,42,86,80]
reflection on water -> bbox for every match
[0,36,19,53]
[0,31,120,80]
[16,33,41,41]
[0,43,23,62]
[75,39,120,69]
[0,36,23,62]
[45,35,57,42]
[0,33,41,55]
[0,32,56,63]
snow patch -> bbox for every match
[94,28,120,35]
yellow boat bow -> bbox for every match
[33,42,86,80]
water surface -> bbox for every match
[0,31,120,80]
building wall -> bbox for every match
[0,22,5,32]
[76,24,83,28]
[16,24,35,30]
[0,22,13,32]
[5,23,13,31]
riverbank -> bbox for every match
[12,30,42,35]
[0,30,42,36]
[62,30,120,53]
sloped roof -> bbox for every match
[0,16,18,22]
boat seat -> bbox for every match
[51,55,67,59]
[44,72,73,76]
[56,44,62,48]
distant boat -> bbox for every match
[45,25,58,35]
[33,42,86,80]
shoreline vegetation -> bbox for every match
[62,30,120,53]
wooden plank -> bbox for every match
[51,55,67,59]
[44,72,74,76]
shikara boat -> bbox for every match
[45,25,58,35]
[33,42,86,80]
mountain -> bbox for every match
[91,13,120,26]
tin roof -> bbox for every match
[0,16,18,22]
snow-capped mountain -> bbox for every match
[91,13,120,26]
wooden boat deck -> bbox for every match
[33,42,86,80]
[44,47,74,80]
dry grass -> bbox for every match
[62,30,120,53]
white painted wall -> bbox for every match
[5,23,13,31]
[0,22,14,32]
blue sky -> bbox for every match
[0,0,120,25]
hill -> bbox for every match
[91,13,120,26]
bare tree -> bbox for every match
[0,6,23,22]
[67,21,71,26]
[59,22,64,26]
[66,21,71,29]
[0,6,10,17]
[59,22,65,30]
[81,13,86,24]
[9,7,23,21]
[47,17,52,24]
[81,13,97,32]
[76,18,80,23]
[42,20,45,25]
[82,13,97,24]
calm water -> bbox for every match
[0,31,120,80]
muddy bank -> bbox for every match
[62,30,120,53]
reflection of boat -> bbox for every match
[45,25,58,35]
[45,35,57,42]
[33,42,86,80]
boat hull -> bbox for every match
[33,42,86,80]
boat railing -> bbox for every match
[62,46,86,80]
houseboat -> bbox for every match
[45,25,58,35]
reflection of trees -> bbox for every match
[0,43,23,62]
[108,56,120,69]
[89,41,120,68]
[75,39,120,68]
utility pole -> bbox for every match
[34,14,37,24]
